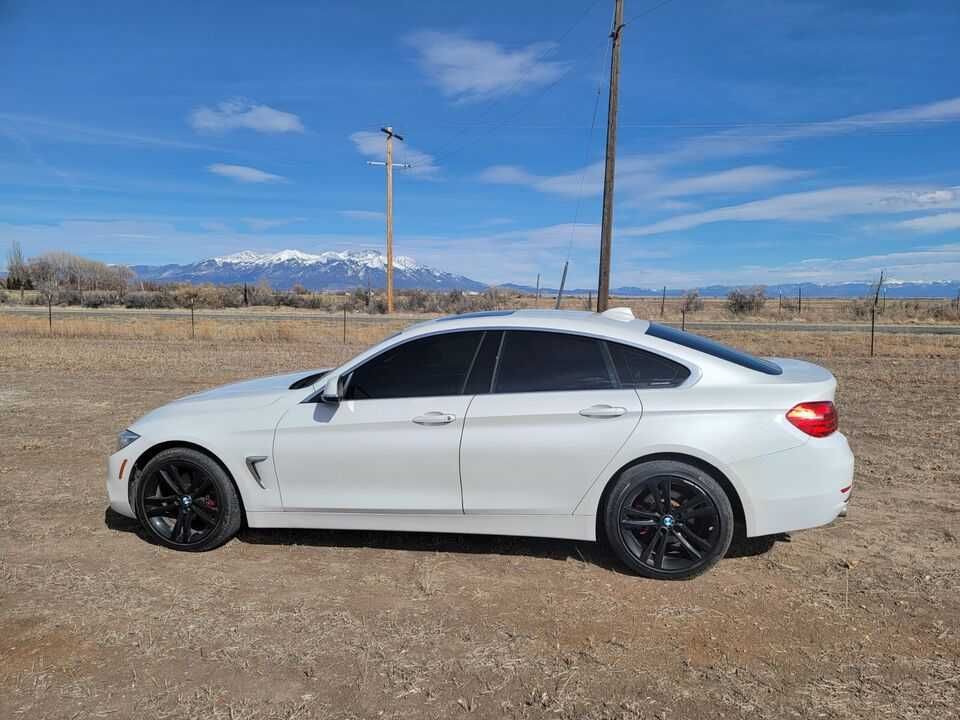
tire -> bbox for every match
[603,460,734,580]
[132,447,243,552]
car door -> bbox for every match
[459,330,645,515]
[273,330,486,513]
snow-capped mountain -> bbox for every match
[131,249,489,291]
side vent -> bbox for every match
[245,456,269,489]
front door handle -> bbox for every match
[412,412,456,426]
[579,404,627,418]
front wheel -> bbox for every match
[603,460,734,580]
[132,447,243,551]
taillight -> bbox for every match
[786,401,838,438]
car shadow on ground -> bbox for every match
[104,508,784,573]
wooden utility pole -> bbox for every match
[535,273,541,305]
[596,0,625,313]
[367,127,411,314]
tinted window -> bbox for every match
[645,323,783,375]
[608,342,690,388]
[495,331,615,393]
[463,331,502,395]
[345,331,483,399]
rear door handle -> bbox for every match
[579,404,627,418]
[412,412,456,425]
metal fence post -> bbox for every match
[191,303,196,340]
[343,306,347,344]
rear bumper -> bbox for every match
[731,432,854,537]
[107,448,137,519]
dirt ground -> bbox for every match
[1,329,958,719]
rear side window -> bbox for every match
[646,323,783,375]
[345,331,483,399]
[607,342,690,388]
[495,331,615,393]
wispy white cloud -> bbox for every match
[340,210,386,221]
[662,96,960,165]
[651,166,814,198]
[608,243,960,288]
[0,219,377,267]
[892,212,960,234]
[404,31,569,103]
[624,185,960,236]
[207,163,287,183]
[0,112,217,150]
[478,165,540,186]
[189,99,304,134]
[349,131,439,178]
[200,221,231,233]
[479,162,809,201]
[477,96,960,203]
[242,217,306,231]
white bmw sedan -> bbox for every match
[108,308,854,580]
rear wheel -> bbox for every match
[133,448,242,551]
[604,460,734,580]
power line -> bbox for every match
[623,0,676,26]
[398,117,960,130]
[565,34,614,265]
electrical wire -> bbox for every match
[623,0,676,27]
[565,35,613,265]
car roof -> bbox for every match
[402,309,652,342]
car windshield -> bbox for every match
[645,323,783,375]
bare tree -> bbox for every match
[682,289,704,313]
[6,240,30,293]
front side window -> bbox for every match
[345,331,483,399]
[494,330,615,393]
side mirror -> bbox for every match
[320,373,347,403]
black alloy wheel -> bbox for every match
[133,448,243,551]
[604,460,734,580]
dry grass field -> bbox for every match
[1,320,958,719]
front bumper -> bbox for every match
[731,432,855,537]
[107,447,137,519]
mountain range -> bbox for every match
[129,249,960,298]
[132,249,488,292]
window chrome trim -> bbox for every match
[305,324,701,403]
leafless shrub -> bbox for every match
[726,287,767,314]
[124,290,177,309]
[682,289,704,313]
[845,297,873,320]
[400,288,436,313]
[81,291,120,308]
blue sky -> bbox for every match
[1,0,959,288]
